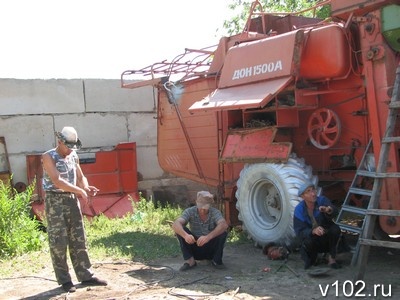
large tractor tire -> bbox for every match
[235,154,317,247]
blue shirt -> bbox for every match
[293,196,336,239]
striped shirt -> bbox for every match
[181,206,224,237]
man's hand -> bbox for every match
[319,206,332,214]
[184,234,196,245]
[85,186,99,197]
[196,235,210,247]
[312,226,325,236]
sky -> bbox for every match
[0,0,235,79]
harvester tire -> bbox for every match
[235,154,317,248]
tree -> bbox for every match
[223,0,331,35]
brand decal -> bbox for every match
[232,60,283,80]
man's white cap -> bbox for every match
[196,191,214,209]
[55,126,82,149]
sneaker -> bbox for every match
[81,277,108,286]
[211,260,226,270]
[62,281,76,293]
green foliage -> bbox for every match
[0,193,249,266]
[223,0,331,35]
[85,197,248,262]
[0,181,45,258]
[85,197,184,261]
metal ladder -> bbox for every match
[335,138,374,266]
[336,65,400,280]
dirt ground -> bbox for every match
[0,235,399,300]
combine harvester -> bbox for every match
[122,0,400,271]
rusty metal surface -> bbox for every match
[220,127,291,163]
[27,142,138,220]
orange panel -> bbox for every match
[27,142,138,220]
[218,30,304,88]
[300,24,350,80]
[189,76,293,112]
[220,127,292,163]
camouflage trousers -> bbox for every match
[44,192,93,285]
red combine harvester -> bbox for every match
[121,0,400,248]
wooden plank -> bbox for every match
[359,238,400,249]
[366,209,400,216]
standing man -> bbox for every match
[42,126,107,293]
[172,191,229,271]
[293,181,342,269]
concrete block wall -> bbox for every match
[0,79,165,189]
[0,78,207,205]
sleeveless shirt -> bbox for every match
[42,148,78,192]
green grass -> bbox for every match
[0,191,248,277]
[0,180,45,258]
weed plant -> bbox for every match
[0,181,45,258]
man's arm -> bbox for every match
[172,217,196,244]
[42,153,88,199]
[196,218,228,247]
[293,214,312,240]
[75,163,99,197]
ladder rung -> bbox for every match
[356,170,380,178]
[377,172,400,178]
[349,187,372,197]
[356,170,400,178]
[338,223,363,234]
[389,101,400,109]
[382,137,400,143]
[366,209,400,216]
[359,238,400,249]
[340,205,367,215]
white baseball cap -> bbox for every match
[55,126,82,150]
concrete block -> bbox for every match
[8,153,29,186]
[84,79,156,113]
[54,113,128,148]
[0,116,54,153]
[136,146,163,179]
[0,79,84,115]
[128,113,157,146]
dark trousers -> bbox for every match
[301,223,341,265]
[176,227,228,264]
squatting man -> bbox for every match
[172,191,229,271]
[293,181,342,270]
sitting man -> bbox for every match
[172,191,229,271]
[293,182,342,269]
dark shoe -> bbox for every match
[81,276,108,286]
[179,262,197,271]
[300,246,312,269]
[211,260,226,270]
[62,281,76,293]
[329,262,342,269]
